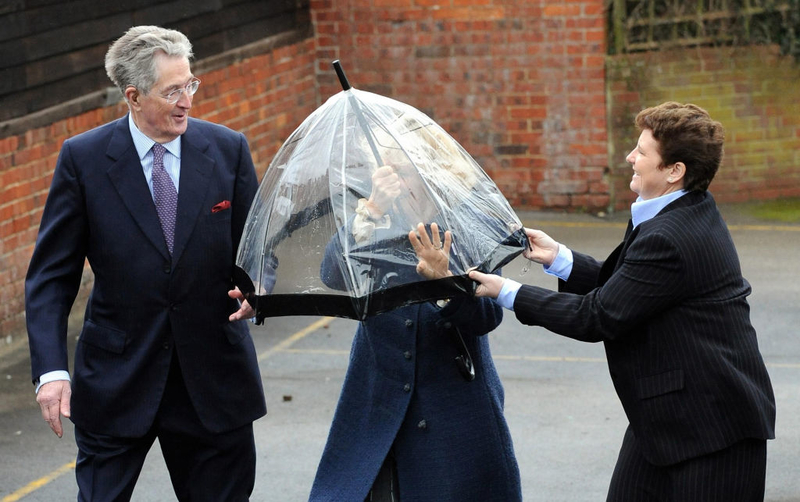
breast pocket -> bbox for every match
[198,210,233,249]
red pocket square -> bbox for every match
[212,200,231,213]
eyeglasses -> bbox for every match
[160,78,201,104]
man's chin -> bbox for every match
[172,119,189,135]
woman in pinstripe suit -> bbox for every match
[470,102,775,501]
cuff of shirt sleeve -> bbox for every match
[497,279,523,311]
[35,370,71,394]
[543,244,573,281]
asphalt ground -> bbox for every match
[1,206,799,501]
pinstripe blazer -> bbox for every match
[514,190,775,466]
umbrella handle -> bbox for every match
[331,59,384,167]
[332,59,351,90]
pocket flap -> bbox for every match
[635,369,684,399]
[79,320,127,354]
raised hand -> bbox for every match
[365,165,404,219]
[408,222,453,280]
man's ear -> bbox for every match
[667,162,686,184]
[125,86,141,109]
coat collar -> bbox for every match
[600,191,710,283]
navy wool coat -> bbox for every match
[310,222,522,501]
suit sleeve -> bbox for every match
[558,250,603,295]
[231,132,259,262]
[514,231,686,343]
[25,139,89,380]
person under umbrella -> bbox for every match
[309,154,522,501]
[232,66,526,322]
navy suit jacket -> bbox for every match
[25,116,266,436]
[514,190,775,465]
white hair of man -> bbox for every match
[105,25,193,102]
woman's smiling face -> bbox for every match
[626,129,675,200]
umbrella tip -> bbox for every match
[332,60,351,91]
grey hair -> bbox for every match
[105,25,193,98]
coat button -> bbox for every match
[162,342,170,350]
[417,419,427,429]
[405,319,413,327]
[404,351,412,360]
[163,265,171,274]
[403,383,411,392]
[443,321,452,329]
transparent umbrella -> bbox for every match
[234,61,526,322]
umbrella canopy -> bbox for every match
[234,62,526,322]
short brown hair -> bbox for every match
[635,102,724,191]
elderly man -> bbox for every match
[25,26,265,500]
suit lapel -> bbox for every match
[106,117,172,260]
[600,191,707,283]
[172,123,215,264]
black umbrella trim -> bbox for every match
[233,228,526,323]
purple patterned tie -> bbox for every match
[151,143,177,255]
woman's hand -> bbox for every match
[523,228,560,267]
[409,222,453,280]
[468,269,505,299]
[366,165,403,218]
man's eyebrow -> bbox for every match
[162,77,196,92]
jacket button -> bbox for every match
[163,266,171,274]
[405,319,413,327]
[162,342,170,350]
[170,304,178,311]
[403,383,411,392]
[404,351,412,360]
[443,321,452,329]
[417,420,427,429]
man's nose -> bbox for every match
[176,90,193,108]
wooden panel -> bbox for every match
[0,0,156,42]
[0,67,109,121]
[0,1,311,122]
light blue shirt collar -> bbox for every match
[631,189,687,228]
[128,113,181,159]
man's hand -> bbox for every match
[468,270,506,299]
[228,287,255,321]
[409,222,453,280]
[523,228,560,267]
[36,380,71,438]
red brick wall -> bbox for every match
[310,0,609,210]
[6,3,798,347]
[607,46,800,210]
[0,38,318,347]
